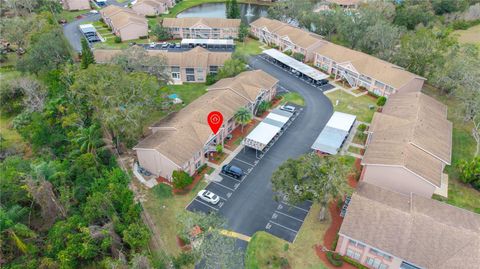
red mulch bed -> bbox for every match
[271,96,283,108]
[176,235,192,251]
[156,176,173,186]
[224,120,259,150]
[314,203,357,269]
[208,151,228,165]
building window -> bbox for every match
[187,75,195,81]
[346,248,361,261]
[209,65,218,74]
[370,248,392,260]
[366,257,388,269]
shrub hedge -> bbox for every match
[343,256,369,269]
[326,251,344,267]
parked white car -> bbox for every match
[197,190,220,205]
[280,105,296,113]
[149,42,156,48]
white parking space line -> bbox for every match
[192,198,219,211]
[220,173,242,182]
[281,202,310,213]
[269,221,298,234]
[275,210,304,223]
[233,158,255,167]
[211,181,235,192]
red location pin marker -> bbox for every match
[207,111,223,135]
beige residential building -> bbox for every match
[93,46,231,84]
[337,182,480,269]
[63,0,90,11]
[133,70,278,180]
[361,92,452,198]
[162,17,241,39]
[100,5,148,41]
[314,42,425,96]
[249,17,325,62]
[132,0,175,16]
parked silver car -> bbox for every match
[197,190,220,205]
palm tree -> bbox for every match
[272,153,351,221]
[74,124,104,158]
[234,107,252,133]
[0,205,37,255]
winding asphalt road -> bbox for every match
[219,55,334,238]
[63,0,134,52]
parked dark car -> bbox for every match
[221,165,243,178]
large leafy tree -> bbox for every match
[393,1,435,30]
[234,107,252,133]
[111,45,170,83]
[17,29,72,75]
[177,212,243,269]
[70,64,161,149]
[272,153,351,220]
[80,38,95,69]
[152,23,172,41]
[216,58,246,80]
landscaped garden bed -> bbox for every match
[224,119,260,151]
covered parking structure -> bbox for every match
[263,49,329,86]
[311,111,356,155]
[243,108,293,152]
[181,38,235,49]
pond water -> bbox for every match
[177,2,269,24]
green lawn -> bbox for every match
[144,83,208,127]
[235,38,264,56]
[58,10,89,23]
[453,24,480,45]
[422,85,480,213]
[281,92,305,106]
[325,90,377,123]
[347,146,362,155]
[245,203,329,269]
[142,180,207,258]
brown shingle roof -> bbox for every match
[93,46,232,67]
[362,92,452,187]
[100,5,147,29]
[340,182,480,269]
[162,17,241,29]
[314,42,424,88]
[250,17,324,49]
[134,70,278,165]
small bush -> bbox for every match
[99,18,104,23]
[114,36,121,43]
[146,15,157,18]
[172,170,193,190]
[357,123,367,133]
[343,256,369,269]
[256,100,271,116]
[139,35,148,39]
[331,234,339,251]
[172,252,195,269]
[283,243,289,251]
[196,163,207,173]
[216,144,223,154]
[326,251,344,267]
[152,183,173,199]
[206,73,217,85]
[292,52,305,62]
[376,96,387,106]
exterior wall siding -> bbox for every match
[336,234,405,269]
[166,27,239,39]
[139,84,277,180]
[119,24,148,41]
[362,165,436,198]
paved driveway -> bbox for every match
[188,55,334,243]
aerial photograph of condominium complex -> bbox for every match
[1,0,479,268]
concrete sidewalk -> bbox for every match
[206,145,245,182]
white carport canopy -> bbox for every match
[243,108,293,151]
[311,112,356,155]
[181,39,234,46]
[79,24,96,34]
[263,49,328,81]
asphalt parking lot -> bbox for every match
[187,106,314,242]
[188,54,334,244]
